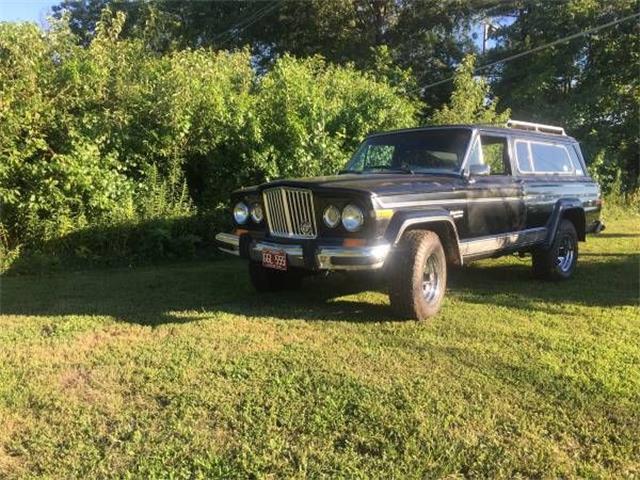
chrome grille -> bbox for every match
[263,187,317,239]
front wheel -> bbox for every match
[388,230,447,320]
[249,261,303,292]
[532,219,578,280]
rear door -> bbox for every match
[464,132,525,237]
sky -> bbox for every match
[0,0,57,24]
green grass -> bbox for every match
[1,214,638,479]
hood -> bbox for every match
[261,173,465,197]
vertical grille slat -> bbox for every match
[262,187,317,239]
[292,191,303,235]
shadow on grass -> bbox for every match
[448,252,639,315]
[0,259,394,323]
[596,232,639,239]
[1,246,638,325]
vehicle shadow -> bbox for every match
[0,260,395,324]
[1,253,637,326]
[447,253,639,315]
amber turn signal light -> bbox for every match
[342,238,366,247]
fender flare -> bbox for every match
[545,198,586,247]
[383,209,463,265]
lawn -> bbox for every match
[0,214,638,479]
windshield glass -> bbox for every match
[344,128,472,174]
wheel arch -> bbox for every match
[546,199,586,246]
[384,209,463,265]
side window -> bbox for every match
[530,142,573,173]
[568,145,585,175]
[480,135,510,175]
[515,140,532,172]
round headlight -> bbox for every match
[233,202,249,224]
[250,203,264,223]
[342,204,364,232]
[323,205,341,228]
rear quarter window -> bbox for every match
[568,145,585,175]
[515,141,532,172]
[514,139,575,175]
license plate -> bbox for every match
[262,249,287,271]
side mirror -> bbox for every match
[468,163,491,176]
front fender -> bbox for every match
[383,209,462,265]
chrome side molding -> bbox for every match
[459,227,547,257]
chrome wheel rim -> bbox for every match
[422,254,441,302]
[556,236,575,272]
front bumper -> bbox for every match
[215,233,391,271]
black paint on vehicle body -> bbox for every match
[228,124,602,263]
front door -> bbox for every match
[464,133,525,238]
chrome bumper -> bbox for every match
[215,233,390,271]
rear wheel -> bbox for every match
[249,261,303,292]
[388,230,447,320]
[532,219,578,280]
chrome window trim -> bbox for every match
[457,129,479,175]
[514,139,576,176]
[460,130,516,176]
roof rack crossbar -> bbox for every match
[506,120,566,136]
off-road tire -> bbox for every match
[532,219,578,280]
[388,230,447,320]
[249,261,303,292]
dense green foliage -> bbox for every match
[430,55,510,125]
[1,214,638,477]
[53,0,639,192]
[53,0,477,109]
[0,12,417,266]
[489,0,639,193]
[1,1,638,268]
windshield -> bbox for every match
[344,128,472,174]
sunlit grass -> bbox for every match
[0,215,638,478]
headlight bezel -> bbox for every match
[250,203,264,223]
[341,203,365,232]
[233,201,250,225]
[323,204,341,229]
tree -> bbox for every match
[429,54,510,125]
[486,0,639,190]
[52,0,479,109]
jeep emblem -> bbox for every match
[300,221,313,236]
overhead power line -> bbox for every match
[213,1,281,47]
[413,11,640,94]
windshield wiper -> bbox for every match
[338,169,361,174]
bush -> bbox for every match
[0,12,418,271]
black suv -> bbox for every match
[216,121,604,320]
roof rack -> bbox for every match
[506,120,566,136]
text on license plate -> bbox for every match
[262,249,287,271]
